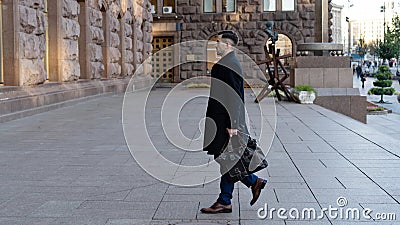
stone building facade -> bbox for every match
[1,0,153,86]
[151,0,334,82]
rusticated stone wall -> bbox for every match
[120,2,135,76]
[2,0,48,86]
[175,0,330,79]
[19,0,47,85]
[61,0,80,81]
[86,0,106,79]
[133,0,153,76]
[2,0,153,86]
[105,1,122,78]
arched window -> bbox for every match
[274,34,292,56]
[266,33,293,65]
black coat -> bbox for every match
[203,51,247,156]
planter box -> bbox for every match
[296,91,316,104]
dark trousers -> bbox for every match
[217,173,258,205]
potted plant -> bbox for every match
[293,85,317,104]
[395,91,400,103]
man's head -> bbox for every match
[218,30,239,45]
[215,30,239,56]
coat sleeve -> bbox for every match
[224,67,243,129]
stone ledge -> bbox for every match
[316,88,360,96]
[314,88,366,123]
[0,93,113,123]
[296,56,350,68]
[0,78,143,123]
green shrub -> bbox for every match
[295,85,316,93]
[368,65,394,103]
[375,72,392,80]
[378,65,390,73]
[385,88,395,95]
[373,80,393,87]
[367,107,385,112]
[186,83,210,88]
[368,87,395,96]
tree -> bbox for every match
[376,14,400,67]
[356,37,367,62]
[376,40,394,62]
[367,42,378,58]
[368,65,395,103]
[389,15,400,71]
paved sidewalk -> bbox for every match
[0,88,399,225]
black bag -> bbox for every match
[216,131,268,182]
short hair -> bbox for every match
[218,30,239,45]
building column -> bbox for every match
[315,0,329,43]
[102,2,122,78]
[79,2,104,79]
[102,10,111,78]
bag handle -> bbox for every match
[236,129,251,137]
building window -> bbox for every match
[204,0,216,13]
[282,0,295,11]
[150,0,157,13]
[163,0,175,13]
[223,0,235,12]
[151,0,176,14]
[264,0,295,12]
[263,0,276,11]
[203,0,234,13]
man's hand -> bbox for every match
[226,128,238,137]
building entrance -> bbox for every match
[152,37,174,82]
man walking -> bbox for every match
[201,30,267,214]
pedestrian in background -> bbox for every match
[360,72,366,88]
[356,64,362,79]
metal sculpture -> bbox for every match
[255,21,294,103]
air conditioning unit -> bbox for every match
[150,5,155,13]
[163,6,173,14]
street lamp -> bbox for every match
[345,1,354,55]
[346,16,351,55]
[380,5,386,41]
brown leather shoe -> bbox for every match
[250,178,267,206]
[200,202,232,214]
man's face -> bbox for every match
[215,35,227,57]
